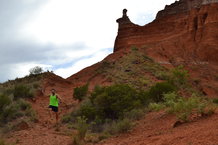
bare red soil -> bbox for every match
[98,111,218,145]
[4,1,218,145]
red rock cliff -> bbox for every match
[114,1,218,65]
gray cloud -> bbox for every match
[0,0,174,82]
[0,0,93,82]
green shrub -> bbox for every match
[213,98,218,104]
[0,95,36,126]
[0,139,5,145]
[17,99,31,111]
[0,94,12,111]
[131,46,138,51]
[168,66,189,87]
[163,93,215,122]
[76,116,89,140]
[124,109,144,120]
[115,119,132,134]
[90,84,143,120]
[33,83,39,89]
[154,71,169,80]
[77,100,96,122]
[62,114,72,123]
[148,103,165,111]
[13,84,33,99]
[0,139,13,145]
[104,119,132,135]
[148,82,176,102]
[22,107,37,122]
[72,135,84,145]
[65,84,150,135]
[73,84,89,102]
[0,104,20,123]
[29,66,43,75]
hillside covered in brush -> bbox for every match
[0,0,218,145]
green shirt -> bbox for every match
[49,94,58,107]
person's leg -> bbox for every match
[48,108,52,118]
[55,112,59,124]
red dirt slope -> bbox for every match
[98,111,218,145]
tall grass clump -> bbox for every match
[0,90,36,132]
[148,82,176,102]
[149,92,216,122]
[168,65,189,87]
[13,84,33,99]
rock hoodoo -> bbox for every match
[114,0,218,65]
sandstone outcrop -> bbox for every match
[114,1,218,65]
[113,0,218,97]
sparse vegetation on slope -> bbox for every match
[149,92,216,122]
[63,59,218,144]
[0,81,38,135]
[93,49,168,90]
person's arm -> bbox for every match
[56,94,62,102]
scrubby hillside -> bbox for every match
[0,0,218,145]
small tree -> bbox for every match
[29,66,43,75]
[73,84,89,102]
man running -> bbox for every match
[48,89,62,124]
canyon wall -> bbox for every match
[114,1,218,64]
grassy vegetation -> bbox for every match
[63,50,217,144]
[0,139,15,145]
[0,84,37,134]
[93,49,168,90]
[149,92,216,122]
[64,79,180,143]
[73,84,89,102]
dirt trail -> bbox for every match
[98,111,218,145]
[7,75,77,145]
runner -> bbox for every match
[48,89,62,124]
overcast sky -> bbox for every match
[0,0,176,83]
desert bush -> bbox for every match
[148,103,165,111]
[73,84,89,102]
[0,139,13,145]
[115,118,132,134]
[72,135,84,145]
[62,113,73,124]
[76,116,89,140]
[154,71,169,80]
[76,100,96,122]
[168,66,189,87]
[29,66,43,75]
[163,93,215,122]
[104,119,132,135]
[33,83,39,89]
[90,84,144,120]
[148,82,176,102]
[131,46,138,51]
[0,104,21,123]
[213,98,218,104]
[0,94,12,111]
[17,99,31,111]
[147,92,216,122]
[0,94,36,125]
[124,109,144,120]
[13,84,33,99]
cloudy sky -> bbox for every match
[0,0,176,83]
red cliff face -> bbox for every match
[114,2,218,65]
[113,1,218,97]
[68,0,218,97]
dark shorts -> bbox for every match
[49,105,58,112]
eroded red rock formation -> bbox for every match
[114,1,218,65]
